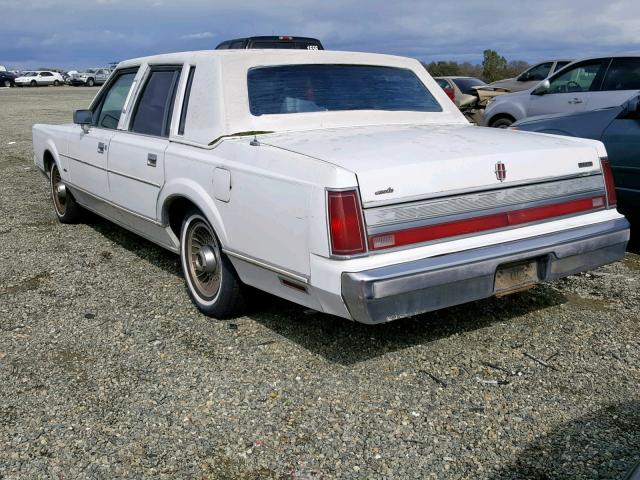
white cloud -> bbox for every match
[180,31,214,40]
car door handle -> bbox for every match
[147,153,157,167]
[97,142,106,154]
[568,98,583,104]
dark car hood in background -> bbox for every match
[513,106,624,140]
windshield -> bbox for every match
[451,77,486,95]
[248,64,442,116]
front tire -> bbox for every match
[50,162,81,223]
[180,211,245,318]
[490,117,514,129]
[30,80,37,87]
[2,80,9,88]
[53,80,60,86]
[86,78,95,87]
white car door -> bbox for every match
[38,72,50,85]
[589,57,640,110]
[526,59,608,117]
[67,70,137,199]
[107,66,182,219]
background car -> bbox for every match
[483,55,640,128]
[489,59,573,92]
[68,68,112,87]
[513,94,640,213]
[0,70,16,87]
[14,71,64,87]
[215,35,324,50]
[434,76,487,107]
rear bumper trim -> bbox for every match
[341,218,629,324]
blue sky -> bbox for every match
[1,0,639,69]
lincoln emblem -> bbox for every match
[495,161,507,182]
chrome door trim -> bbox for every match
[64,180,163,226]
[107,168,162,188]
[222,248,309,284]
[61,153,108,172]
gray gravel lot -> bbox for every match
[0,86,639,480]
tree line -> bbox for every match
[423,50,530,83]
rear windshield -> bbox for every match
[247,64,442,116]
[451,77,486,95]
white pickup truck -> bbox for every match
[32,50,629,324]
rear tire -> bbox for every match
[180,210,245,318]
[490,117,514,129]
[50,162,81,223]
[2,80,9,88]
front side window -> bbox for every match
[547,60,606,94]
[520,62,553,81]
[602,58,640,91]
[93,71,136,129]
[130,68,181,137]
[248,64,442,116]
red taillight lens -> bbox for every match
[368,196,606,251]
[327,190,366,255]
[600,158,617,207]
[444,87,455,102]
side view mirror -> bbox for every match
[73,109,93,133]
[532,79,551,96]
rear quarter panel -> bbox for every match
[160,138,357,277]
[32,124,71,175]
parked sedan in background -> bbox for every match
[484,55,640,128]
[14,71,64,87]
[0,70,16,87]
[68,68,112,87]
[489,59,573,93]
[434,76,486,107]
[513,94,640,214]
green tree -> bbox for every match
[423,61,461,77]
[482,49,507,82]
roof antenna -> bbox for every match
[250,135,260,146]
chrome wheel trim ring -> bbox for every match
[185,218,222,301]
[50,165,67,216]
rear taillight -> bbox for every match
[600,157,617,207]
[327,189,366,256]
[443,87,455,102]
[368,195,606,251]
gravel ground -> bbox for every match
[0,86,639,480]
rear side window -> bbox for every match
[435,79,451,89]
[130,68,181,137]
[94,71,136,129]
[602,58,640,91]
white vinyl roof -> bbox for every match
[115,50,468,147]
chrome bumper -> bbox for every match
[341,218,630,324]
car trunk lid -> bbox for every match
[261,124,604,207]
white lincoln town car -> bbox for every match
[32,50,629,324]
